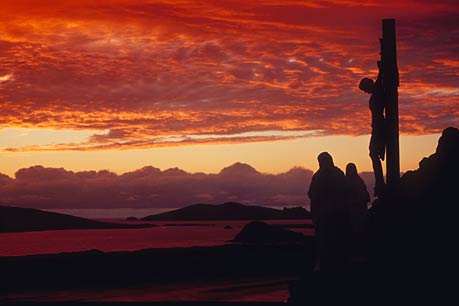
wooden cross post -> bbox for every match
[381,19,400,189]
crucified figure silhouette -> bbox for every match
[359,61,386,197]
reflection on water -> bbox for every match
[0,220,314,256]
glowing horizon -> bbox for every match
[0,132,441,178]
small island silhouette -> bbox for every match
[142,202,311,221]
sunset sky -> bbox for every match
[0,0,458,179]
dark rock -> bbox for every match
[231,221,306,244]
[126,216,139,221]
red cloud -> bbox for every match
[0,1,457,151]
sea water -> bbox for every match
[0,219,314,256]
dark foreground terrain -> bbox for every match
[1,242,314,302]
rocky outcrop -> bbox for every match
[231,221,306,244]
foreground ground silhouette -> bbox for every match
[369,127,459,280]
[2,237,314,302]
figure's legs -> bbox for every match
[370,133,386,198]
[371,153,385,198]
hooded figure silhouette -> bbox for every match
[346,163,370,259]
[308,152,350,272]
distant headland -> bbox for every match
[141,202,311,221]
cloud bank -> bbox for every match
[0,162,375,209]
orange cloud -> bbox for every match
[0,1,457,151]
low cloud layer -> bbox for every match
[0,162,375,209]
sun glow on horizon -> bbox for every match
[0,133,441,178]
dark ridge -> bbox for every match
[141,202,311,221]
[0,205,153,233]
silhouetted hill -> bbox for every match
[0,206,152,233]
[141,202,311,221]
[232,221,306,243]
